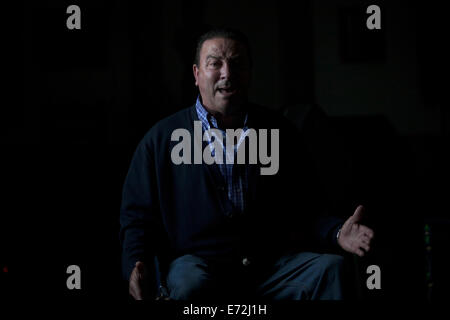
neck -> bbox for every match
[204,104,246,129]
[203,103,247,129]
[216,113,244,129]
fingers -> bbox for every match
[353,232,373,256]
[360,242,370,252]
[349,239,369,257]
[338,207,376,257]
[359,228,373,250]
[135,261,145,273]
[129,261,145,300]
[351,241,369,257]
[355,248,365,257]
[360,225,375,239]
[129,271,143,300]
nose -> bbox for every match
[220,61,231,80]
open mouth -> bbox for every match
[217,87,237,95]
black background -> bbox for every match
[1,0,449,306]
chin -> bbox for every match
[218,99,237,109]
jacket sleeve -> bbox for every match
[119,133,161,283]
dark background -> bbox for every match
[1,0,449,303]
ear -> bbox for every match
[193,64,199,86]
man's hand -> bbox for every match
[129,261,147,300]
[337,205,374,257]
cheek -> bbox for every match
[198,71,219,92]
[204,71,219,85]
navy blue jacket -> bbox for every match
[119,104,343,283]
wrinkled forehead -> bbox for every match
[200,37,247,61]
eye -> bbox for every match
[208,60,221,68]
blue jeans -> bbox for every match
[166,252,345,300]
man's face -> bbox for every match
[193,37,251,114]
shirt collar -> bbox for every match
[195,95,248,131]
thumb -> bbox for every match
[135,261,146,278]
[349,205,365,224]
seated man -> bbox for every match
[119,27,374,300]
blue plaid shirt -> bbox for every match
[195,96,249,213]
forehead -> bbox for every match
[200,37,247,59]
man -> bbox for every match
[120,28,374,300]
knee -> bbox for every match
[169,273,211,300]
[166,255,213,300]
